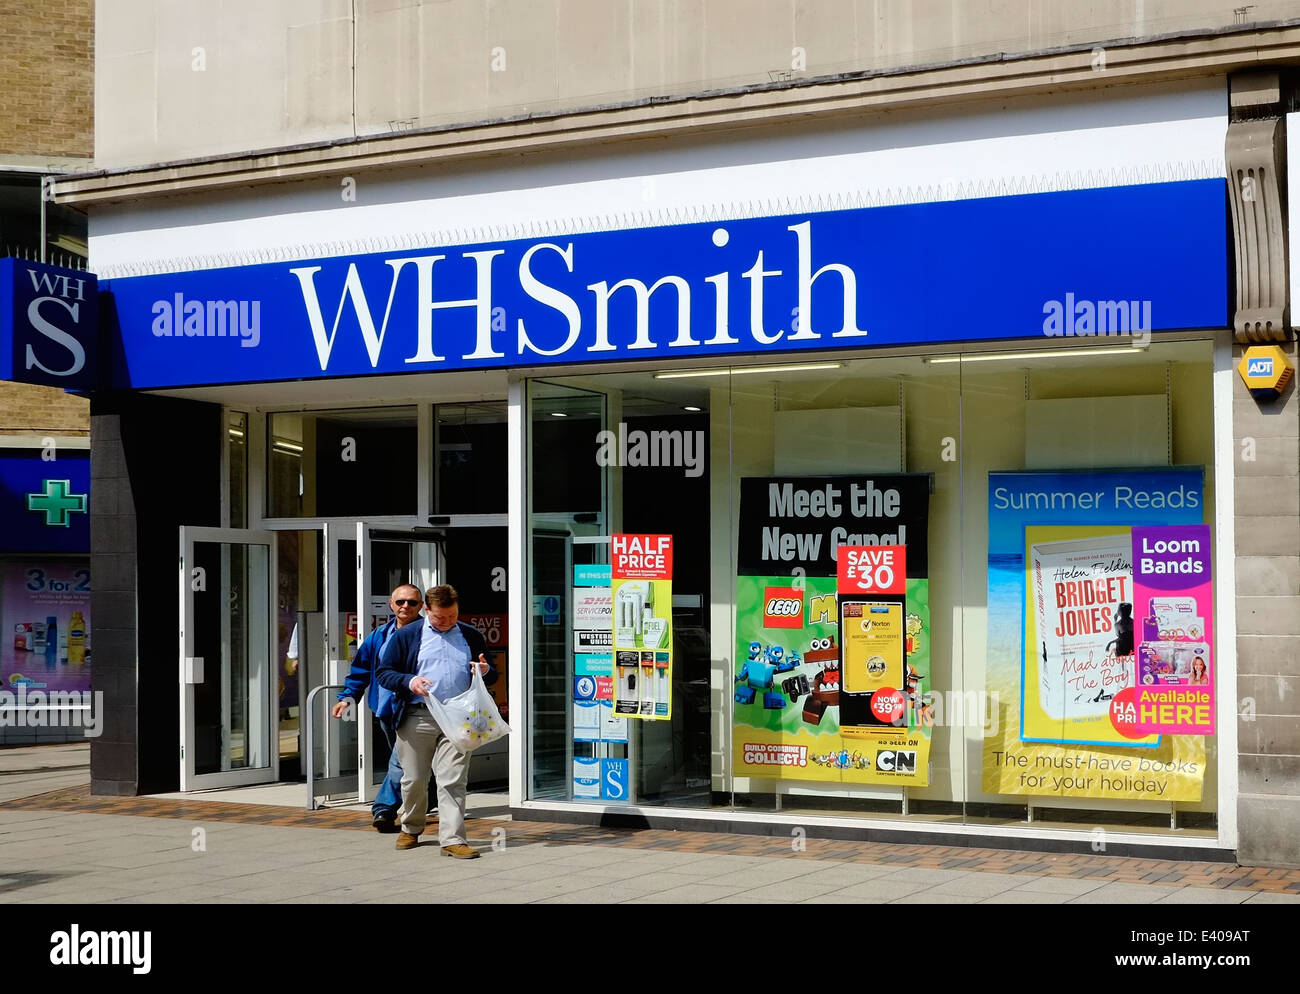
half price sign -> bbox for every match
[612,534,673,579]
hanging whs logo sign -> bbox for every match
[610,535,673,721]
[0,260,99,390]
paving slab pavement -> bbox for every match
[4,744,1300,905]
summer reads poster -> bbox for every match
[983,469,1208,802]
[733,475,933,786]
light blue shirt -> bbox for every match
[416,620,473,703]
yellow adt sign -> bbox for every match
[1238,345,1295,401]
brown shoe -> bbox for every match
[395,832,420,851]
[441,843,480,859]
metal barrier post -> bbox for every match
[305,683,347,810]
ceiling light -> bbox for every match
[926,346,1146,365]
[655,362,843,380]
[550,411,568,417]
[683,406,702,412]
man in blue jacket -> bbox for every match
[330,583,434,832]
[377,583,495,858]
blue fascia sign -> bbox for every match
[0,259,99,390]
[99,179,1228,390]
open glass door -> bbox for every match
[356,524,443,798]
[179,526,278,790]
[317,523,444,803]
[316,522,373,803]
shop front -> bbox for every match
[0,258,96,745]
[0,443,92,745]
[81,78,1246,855]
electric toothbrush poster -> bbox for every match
[610,534,673,720]
[732,475,933,786]
[1,561,92,697]
[982,469,1208,802]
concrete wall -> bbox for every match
[0,0,94,159]
[93,0,1266,168]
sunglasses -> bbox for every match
[393,599,422,607]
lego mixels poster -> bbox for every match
[733,476,932,786]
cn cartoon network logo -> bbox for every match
[763,586,804,628]
[875,749,918,773]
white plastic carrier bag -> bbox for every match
[422,668,511,753]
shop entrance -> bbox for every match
[316,524,442,802]
[179,520,508,795]
[315,522,510,803]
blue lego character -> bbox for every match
[735,641,799,709]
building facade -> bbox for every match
[0,0,93,746]
[36,2,1300,866]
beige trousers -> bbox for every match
[394,707,470,846]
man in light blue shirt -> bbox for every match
[415,614,475,702]
[377,584,496,858]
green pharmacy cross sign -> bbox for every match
[27,479,87,527]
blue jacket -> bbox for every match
[336,616,401,722]
[376,619,496,730]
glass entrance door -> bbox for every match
[179,526,278,791]
[318,524,443,803]
[316,522,509,801]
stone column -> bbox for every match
[1227,70,1300,867]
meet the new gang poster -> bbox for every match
[733,475,932,786]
